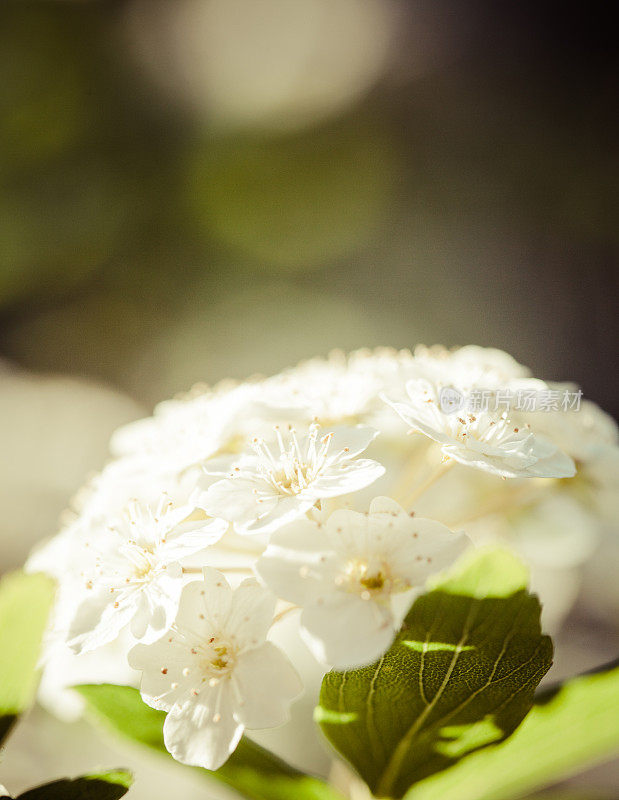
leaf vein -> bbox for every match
[375,599,480,797]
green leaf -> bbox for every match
[76,684,343,800]
[1,770,132,799]
[405,663,619,800]
[316,548,553,799]
[0,571,55,746]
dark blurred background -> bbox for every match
[1,0,617,409]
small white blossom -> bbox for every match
[516,395,619,519]
[256,497,470,668]
[384,379,575,479]
[71,454,203,525]
[413,344,536,386]
[110,383,264,470]
[129,569,302,770]
[200,424,385,535]
[68,498,227,654]
[258,348,417,429]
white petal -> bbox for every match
[368,496,407,516]
[161,517,228,561]
[233,642,302,729]
[68,588,137,654]
[445,443,575,479]
[225,579,275,647]
[326,425,380,459]
[444,446,531,478]
[129,637,191,711]
[525,448,576,479]
[202,454,239,476]
[202,478,276,527]
[175,569,233,634]
[129,594,151,640]
[309,458,385,498]
[387,518,471,585]
[242,494,313,535]
[163,690,243,770]
[131,571,184,644]
[301,593,395,669]
[255,520,334,606]
[384,388,450,445]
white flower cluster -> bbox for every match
[27,346,619,771]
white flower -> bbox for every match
[516,396,619,520]
[128,569,302,770]
[411,344,545,392]
[110,383,263,470]
[258,348,417,429]
[256,497,470,668]
[71,454,204,525]
[28,521,142,719]
[199,424,385,535]
[68,498,227,654]
[384,380,575,479]
[510,494,600,571]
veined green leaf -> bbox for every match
[0,769,132,799]
[406,664,619,800]
[317,548,553,798]
[0,571,55,746]
[76,683,343,800]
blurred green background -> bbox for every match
[0,1,617,797]
[1,0,617,408]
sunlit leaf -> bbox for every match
[76,683,343,800]
[0,571,55,746]
[317,549,553,798]
[406,663,619,800]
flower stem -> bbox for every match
[401,458,454,509]
[390,440,431,505]
[272,604,300,625]
[447,482,544,528]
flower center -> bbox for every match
[339,558,412,599]
[210,642,233,672]
[198,638,237,680]
[360,572,386,591]
[133,560,154,580]
[267,462,312,494]
[119,540,160,582]
[342,559,390,597]
[451,413,482,442]
[252,424,335,496]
